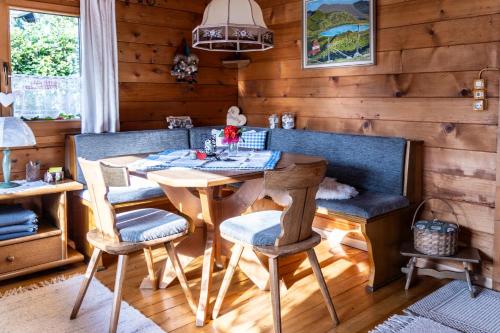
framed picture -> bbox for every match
[303,0,376,69]
[166,116,193,129]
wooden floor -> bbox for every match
[0,241,446,332]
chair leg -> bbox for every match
[307,248,340,325]
[109,255,128,333]
[70,248,103,320]
[165,241,197,314]
[212,243,244,319]
[269,257,282,333]
[141,247,158,290]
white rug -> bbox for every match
[0,275,164,333]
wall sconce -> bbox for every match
[473,68,499,111]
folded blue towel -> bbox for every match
[0,230,37,241]
[0,205,38,227]
[0,222,38,235]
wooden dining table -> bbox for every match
[102,152,324,326]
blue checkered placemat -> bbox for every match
[126,149,281,172]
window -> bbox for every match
[8,9,80,120]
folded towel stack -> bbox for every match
[0,205,38,241]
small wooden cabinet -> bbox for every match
[0,180,84,281]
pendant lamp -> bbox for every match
[192,0,273,52]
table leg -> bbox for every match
[156,185,204,288]
[157,180,265,326]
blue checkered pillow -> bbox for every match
[240,130,268,150]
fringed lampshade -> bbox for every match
[192,0,274,52]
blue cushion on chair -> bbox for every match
[316,192,410,219]
[116,208,188,242]
[220,210,282,246]
[77,176,164,205]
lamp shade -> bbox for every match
[192,0,273,52]
[0,117,36,148]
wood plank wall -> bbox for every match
[237,0,500,284]
[1,0,237,180]
[116,0,238,130]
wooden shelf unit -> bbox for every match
[0,180,84,281]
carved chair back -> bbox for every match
[78,158,120,242]
[264,161,327,247]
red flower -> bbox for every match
[222,126,242,144]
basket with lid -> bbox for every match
[412,198,459,256]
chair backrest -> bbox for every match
[78,158,120,242]
[264,161,327,247]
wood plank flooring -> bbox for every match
[0,241,446,332]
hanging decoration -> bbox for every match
[170,39,199,84]
[192,0,273,52]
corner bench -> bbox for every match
[65,127,422,291]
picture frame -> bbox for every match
[302,0,376,69]
[166,116,193,129]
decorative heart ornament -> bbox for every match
[0,92,14,107]
[226,106,247,126]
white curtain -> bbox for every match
[80,0,119,133]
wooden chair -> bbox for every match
[212,161,339,332]
[70,158,196,333]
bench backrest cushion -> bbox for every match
[189,126,269,149]
[268,129,407,195]
[73,129,189,183]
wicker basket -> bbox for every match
[412,198,459,256]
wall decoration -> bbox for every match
[170,39,199,84]
[303,0,375,69]
[166,116,193,129]
[226,106,247,126]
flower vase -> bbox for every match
[228,142,239,156]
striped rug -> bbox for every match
[371,280,500,333]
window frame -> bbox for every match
[0,0,80,123]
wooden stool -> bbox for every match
[400,242,480,298]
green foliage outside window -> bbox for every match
[10,11,79,76]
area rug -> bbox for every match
[371,280,500,333]
[0,275,164,333]
[407,280,500,333]
[370,314,460,333]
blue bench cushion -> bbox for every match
[74,129,190,183]
[220,210,282,246]
[268,129,407,196]
[316,192,410,219]
[77,176,164,205]
[189,126,269,150]
[116,208,188,242]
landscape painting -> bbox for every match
[303,0,375,68]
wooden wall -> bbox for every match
[237,0,500,284]
[116,0,238,130]
[0,0,237,180]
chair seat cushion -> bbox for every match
[220,210,282,246]
[116,208,188,242]
[316,191,410,219]
[77,175,164,205]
